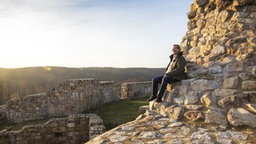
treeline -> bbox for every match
[0,66,165,105]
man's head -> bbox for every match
[172,44,181,55]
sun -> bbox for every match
[43,66,52,71]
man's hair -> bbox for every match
[173,44,181,49]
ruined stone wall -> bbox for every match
[182,0,256,63]
[87,1,256,143]
[120,81,151,99]
[0,78,119,124]
[0,114,105,144]
[149,0,256,128]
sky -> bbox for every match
[0,0,193,68]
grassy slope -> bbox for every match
[85,98,148,130]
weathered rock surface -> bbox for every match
[227,108,256,128]
[86,110,255,144]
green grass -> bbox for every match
[84,98,148,130]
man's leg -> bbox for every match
[147,75,164,101]
[156,75,176,102]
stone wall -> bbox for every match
[120,81,151,99]
[0,114,105,144]
[0,78,152,124]
[0,78,120,124]
[149,0,256,128]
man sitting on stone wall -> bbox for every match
[147,44,187,102]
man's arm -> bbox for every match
[166,57,186,76]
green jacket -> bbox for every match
[165,52,187,81]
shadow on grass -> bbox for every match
[84,98,148,130]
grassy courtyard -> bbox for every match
[85,98,148,130]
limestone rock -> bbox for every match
[190,128,213,144]
[217,10,231,23]
[196,0,209,7]
[217,95,240,108]
[216,130,248,144]
[191,80,219,91]
[184,91,199,105]
[227,108,256,128]
[233,0,254,7]
[223,76,239,89]
[200,91,216,107]
[209,66,222,74]
[242,81,256,90]
[223,62,244,73]
[244,103,256,114]
[165,106,184,120]
[209,45,225,59]
[149,100,170,111]
[178,85,189,97]
[205,109,227,125]
[214,88,238,98]
[173,97,184,106]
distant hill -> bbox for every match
[0,66,165,104]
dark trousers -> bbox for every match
[152,75,177,99]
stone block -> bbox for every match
[242,81,256,90]
[214,89,238,98]
[173,97,184,106]
[223,62,244,73]
[196,0,209,7]
[233,0,254,7]
[184,91,199,105]
[209,66,222,74]
[205,109,227,125]
[178,85,189,97]
[217,10,231,23]
[191,79,219,91]
[227,108,256,128]
[216,130,248,144]
[209,45,225,58]
[217,95,240,108]
[223,76,239,89]
[149,100,170,112]
[165,106,184,120]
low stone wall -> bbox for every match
[120,81,151,99]
[0,114,105,144]
[0,78,120,124]
[149,70,256,128]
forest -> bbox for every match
[0,66,165,105]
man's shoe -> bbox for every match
[147,96,156,102]
[156,98,162,102]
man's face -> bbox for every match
[172,46,180,54]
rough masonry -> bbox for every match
[0,114,105,144]
[0,78,119,124]
[87,0,256,143]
